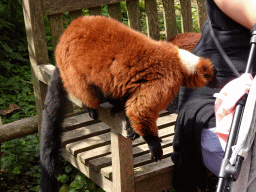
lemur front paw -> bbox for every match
[126,132,140,140]
[143,135,163,162]
[88,108,98,120]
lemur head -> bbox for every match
[178,49,214,88]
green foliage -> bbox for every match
[0,0,36,124]
[0,134,41,191]
[57,164,105,192]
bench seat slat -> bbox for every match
[78,145,112,164]
[77,121,174,165]
[88,135,174,172]
[65,132,111,156]
[101,150,174,181]
[62,113,100,131]
[62,122,110,145]
[63,112,175,156]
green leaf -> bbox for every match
[12,166,21,174]
[30,185,40,191]
[65,165,73,173]
[1,41,13,54]
[0,97,5,105]
[70,175,85,189]
[58,174,69,184]
[59,184,72,192]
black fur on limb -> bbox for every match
[40,67,68,192]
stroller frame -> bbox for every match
[216,24,256,192]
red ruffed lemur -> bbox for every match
[40,16,214,191]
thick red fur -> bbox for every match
[168,32,202,52]
[55,16,213,137]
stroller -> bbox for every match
[216,24,256,192]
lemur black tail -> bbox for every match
[40,67,68,192]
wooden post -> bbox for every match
[162,0,177,39]
[145,0,160,40]
[180,0,193,32]
[70,9,83,22]
[108,3,122,22]
[89,6,102,16]
[22,0,49,133]
[111,130,135,192]
[196,0,207,32]
[127,0,141,31]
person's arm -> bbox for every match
[214,0,256,30]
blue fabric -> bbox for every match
[201,128,224,176]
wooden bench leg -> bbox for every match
[111,130,135,192]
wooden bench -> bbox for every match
[22,0,207,191]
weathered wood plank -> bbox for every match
[145,0,160,40]
[196,0,207,32]
[38,64,84,107]
[69,9,83,22]
[49,13,64,50]
[89,6,102,16]
[89,154,112,171]
[23,0,49,65]
[98,103,128,136]
[37,64,54,84]
[135,169,172,192]
[126,0,141,31]
[101,146,174,181]
[133,135,173,157]
[134,156,174,182]
[42,0,126,16]
[78,145,112,165]
[62,112,100,131]
[101,156,174,183]
[65,132,111,156]
[89,135,174,172]
[36,62,75,113]
[22,0,49,131]
[108,3,122,22]
[99,121,175,179]
[180,0,193,32]
[111,131,135,192]
[162,0,177,39]
[134,145,173,168]
[60,149,113,192]
[79,117,175,165]
[62,122,110,145]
